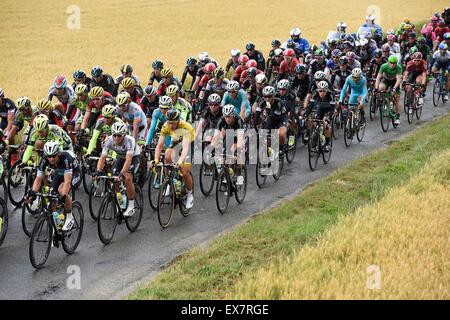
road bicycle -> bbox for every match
[432,71,448,107]
[377,88,399,132]
[342,103,366,147]
[404,83,425,124]
[307,117,333,171]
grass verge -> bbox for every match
[129,113,450,300]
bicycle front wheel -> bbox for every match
[308,127,320,171]
[215,170,230,214]
[62,201,84,254]
[29,214,52,269]
[97,194,118,245]
[157,180,175,228]
[234,165,247,204]
[380,99,390,132]
[285,127,297,163]
[344,114,353,147]
[7,160,28,207]
[0,198,8,246]
[199,162,215,197]
[125,185,144,232]
[432,79,440,107]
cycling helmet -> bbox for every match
[262,86,276,97]
[111,122,128,136]
[186,57,197,66]
[408,32,416,38]
[102,104,117,118]
[284,48,295,57]
[388,55,398,64]
[247,67,257,78]
[88,86,104,98]
[116,91,130,106]
[161,67,173,78]
[121,77,136,89]
[386,34,395,42]
[212,67,225,78]
[73,70,86,80]
[227,80,240,91]
[121,64,133,74]
[16,96,31,110]
[203,62,216,74]
[314,48,325,57]
[33,114,49,131]
[359,38,369,47]
[159,95,173,108]
[91,66,103,78]
[144,85,156,96]
[431,15,438,22]
[238,55,250,64]
[366,14,375,22]
[246,42,255,51]
[255,73,267,84]
[352,68,362,77]
[53,75,67,89]
[166,109,181,121]
[418,37,427,44]
[382,43,391,51]
[412,52,423,60]
[75,84,89,96]
[317,81,329,90]
[287,40,297,49]
[346,51,356,60]
[274,48,283,57]
[222,104,235,116]
[36,99,53,111]
[198,52,209,62]
[439,42,448,50]
[277,79,290,90]
[43,141,61,157]
[207,93,221,105]
[0,88,3,98]
[271,39,281,47]
[444,32,450,40]
[152,59,164,70]
[339,56,348,65]
[290,27,301,37]
[314,71,326,80]
[337,21,347,32]
[245,59,257,69]
[230,48,240,57]
[409,46,418,55]
[374,49,383,58]
[166,84,179,97]
[331,49,342,58]
[295,64,307,74]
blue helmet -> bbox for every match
[152,59,164,70]
[91,66,103,78]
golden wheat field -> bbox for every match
[0,0,447,102]
[231,149,450,300]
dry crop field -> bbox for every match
[0,0,447,101]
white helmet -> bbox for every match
[359,38,368,46]
[230,48,240,57]
[366,14,375,22]
[207,93,221,104]
[255,73,267,84]
[43,140,61,157]
[159,95,173,108]
[198,52,209,61]
[314,71,326,80]
[274,48,284,56]
[226,80,240,91]
[262,86,276,96]
[277,79,290,90]
[317,81,329,90]
[352,68,362,77]
[337,21,347,30]
[290,27,301,37]
[111,122,128,136]
[222,104,235,116]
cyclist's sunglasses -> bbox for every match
[228,90,238,93]
[209,103,220,106]
[264,95,273,98]
[113,134,124,138]
[47,154,58,159]
[318,89,327,93]
[92,97,102,101]
[413,59,421,62]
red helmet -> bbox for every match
[387,34,395,41]
[283,48,295,57]
[245,59,257,69]
[412,52,423,60]
[238,55,249,64]
[54,75,67,89]
[203,62,216,74]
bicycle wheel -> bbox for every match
[157,179,175,228]
[343,114,353,147]
[272,149,284,181]
[62,201,84,254]
[322,131,333,164]
[215,170,230,214]
[199,162,215,197]
[255,159,267,189]
[125,185,144,232]
[29,214,52,269]
[234,165,247,204]
[357,115,366,143]
[415,97,423,120]
[285,127,297,163]
[432,79,440,107]
[369,94,377,121]
[0,198,8,246]
[180,172,194,217]
[88,182,104,221]
[147,169,161,211]
[331,112,341,140]
[308,127,320,171]
[97,194,118,245]
[380,98,390,132]
[1,179,7,207]
[21,197,42,238]
[7,160,28,207]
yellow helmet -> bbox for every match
[102,104,117,118]
[75,84,89,96]
[121,77,136,89]
[33,114,49,131]
[36,99,53,112]
[16,96,31,110]
[88,86,104,98]
[161,67,173,78]
[166,84,179,97]
[116,91,130,106]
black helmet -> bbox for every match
[246,42,255,51]
[271,39,281,47]
[295,64,307,74]
[339,56,348,65]
[375,49,382,57]
[166,109,181,121]
[287,40,297,49]
[121,64,133,74]
[91,66,103,78]
[408,31,416,38]
[186,57,197,66]
[73,70,86,80]
[247,67,257,77]
[152,59,164,70]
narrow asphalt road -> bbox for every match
[0,90,448,300]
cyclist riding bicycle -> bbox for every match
[0,88,16,134]
[181,57,200,90]
[47,75,74,115]
[429,42,450,102]
[195,93,223,142]
[148,59,164,86]
[81,86,115,134]
[155,68,182,96]
[26,141,81,231]
[308,48,327,78]
[226,49,241,74]
[116,91,147,145]
[339,68,368,124]
[244,42,266,71]
[291,64,311,105]
[66,84,90,137]
[72,70,93,89]
[275,79,296,116]
[166,85,193,123]
[278,49,300,81]
[367,49,387,81]
[114,64,141,96]
[289,27,311,54]
[140,85,159,127]
[35,99,65,128]
[7,96,36,145]
[95,122,140,217]
[152,109,195,209]
[375,55,403,124]
[119,77,143,104]
[200,67,229,110]
[145,96,173,148]
[90,66,115,95]
[331,57,352,91]
[403,52,427,107]
[221,81,251,120]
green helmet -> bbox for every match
[314,48,325,56]
[388,55,398,64]
[409,46,418,55]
